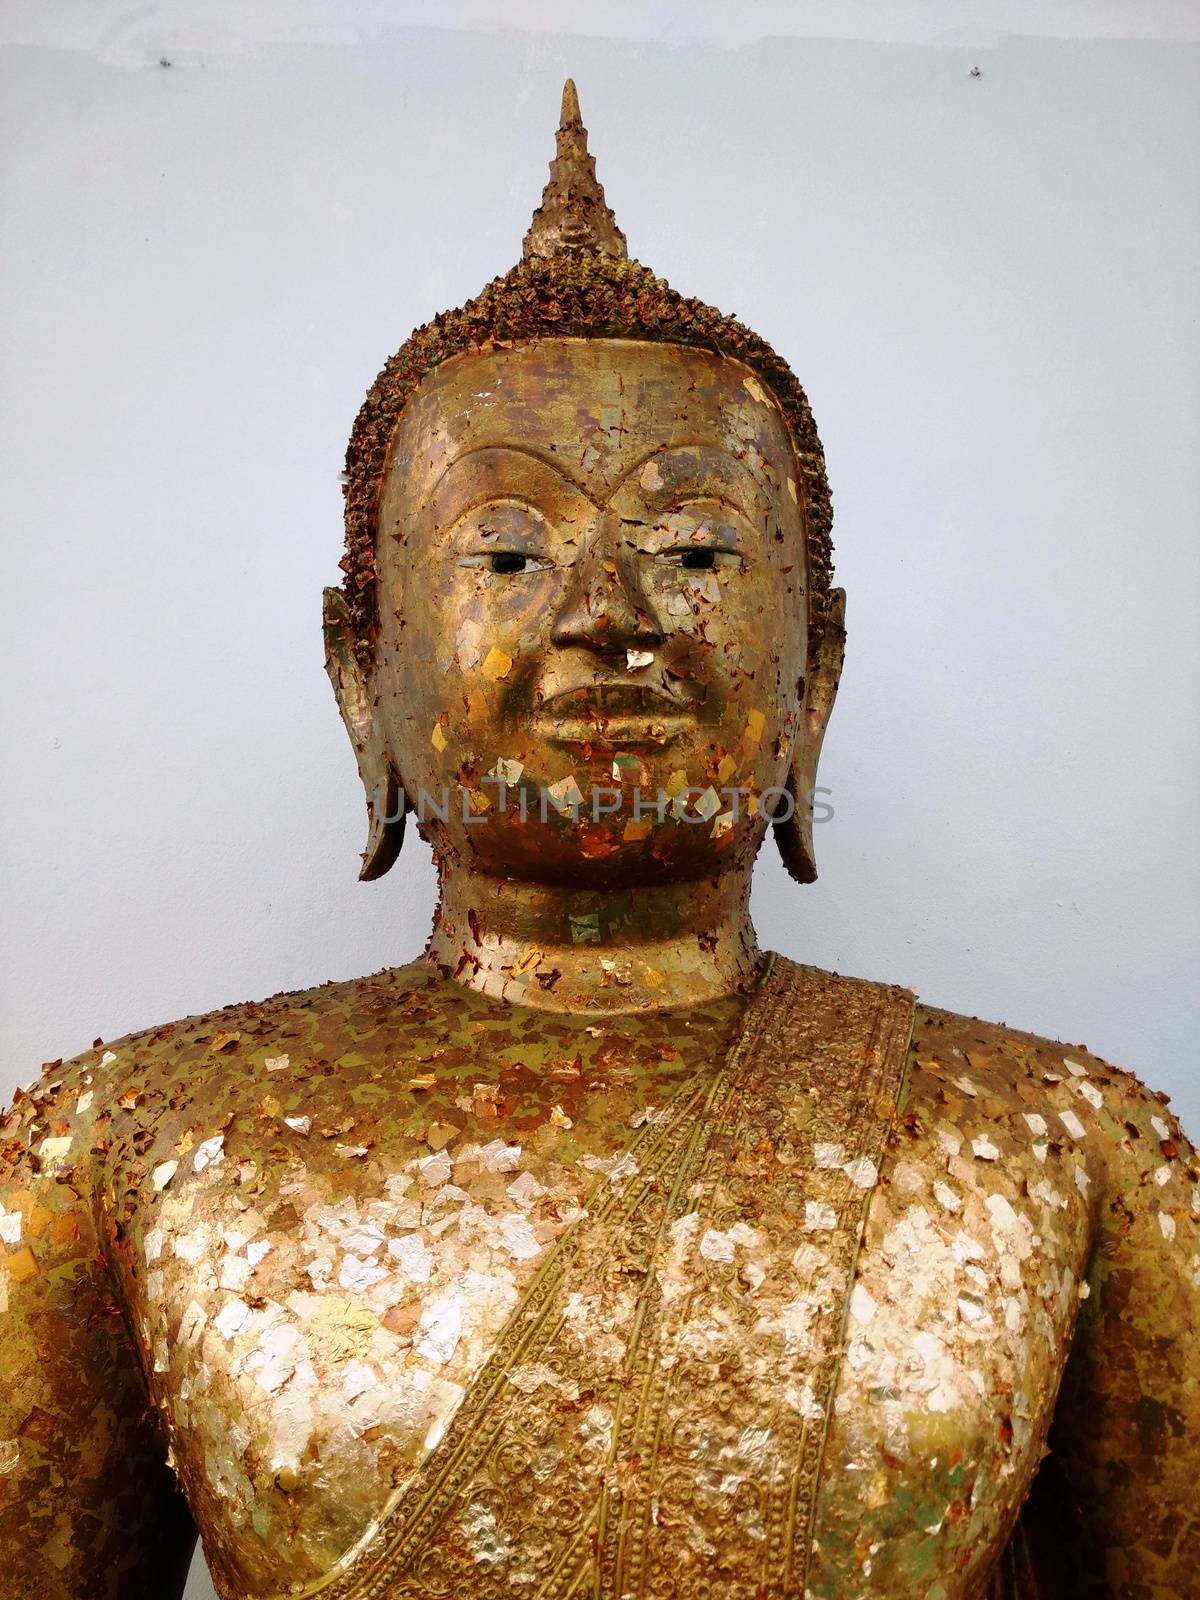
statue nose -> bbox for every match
[550,535,663,656]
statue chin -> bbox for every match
[1,78,1195,1600]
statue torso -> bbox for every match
[23,958,1130,1598]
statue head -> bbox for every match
[324,82,846,892]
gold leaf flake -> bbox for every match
[193,1135,225,1173]
[409,1073,437,1091]
[309,1298,379,1361]
[813,1141,846,1170]
[482,646,513,681]
[1058,1109,1086,1140]
[933,1180,962,1213]
[849,1283,877,1325]
[178,1300,207,1346]
[547,774,583,810]
[5,1247,37,1283]
[431,721,447,752]
[152,1159,178,1190]
[842,1156,879,1188]
[694,786,720,821]
[214,1299,250,1340]
[264,1054,290,1073]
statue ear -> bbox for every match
[322,587,405,881]
[773,588,846,885]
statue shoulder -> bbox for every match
[1,959,450,1197]
[906,999,1198,1220]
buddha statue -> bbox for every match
[1,82,1196,1600]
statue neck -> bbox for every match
[424,863,762,1013]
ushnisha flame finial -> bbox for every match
[522,79,628,261]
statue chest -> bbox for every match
[101,966,1106,1598]
[120,1126,1088,1600]
[117,1105,1091,1600]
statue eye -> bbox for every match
[456,549,553,575]
[654,546,742,572]
[452,499,554,575]
[651,506,743,572]
[490,551,531,574]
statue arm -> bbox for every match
[1047,1067,1200,1596]
[0,1081,197,1599]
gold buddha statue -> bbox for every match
[1,83,1196,1600]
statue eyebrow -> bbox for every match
[609,445,761,515]
[425,443,596,507]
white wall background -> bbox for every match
[1,6,1197,1593]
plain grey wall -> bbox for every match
[2,6,1197,1594]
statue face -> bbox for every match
[356,337,824,886]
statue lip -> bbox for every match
[538,683,686,716]
[534,682,698,747]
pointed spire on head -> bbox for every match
[522,79,628,262]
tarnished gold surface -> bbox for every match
[2,80,1197,1600]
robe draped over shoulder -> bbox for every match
[309,954,916,1600]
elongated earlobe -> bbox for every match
[774,588,846,884]
[322,586,407,881]
[359,758,406,882]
